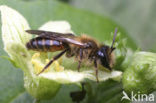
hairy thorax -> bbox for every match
[66,34,99,64]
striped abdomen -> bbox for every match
[26,37,64,52]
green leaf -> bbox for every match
[0,55,25,103]
[0,0,137,103]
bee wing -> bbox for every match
[26,30,75,37]
[26,30,88,48]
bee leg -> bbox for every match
[94,59,99,83]
[78,49,83,72]
[37,49,68,75]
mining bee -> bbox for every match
[26,28,117,82]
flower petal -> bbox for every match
[0,6,62,100]
[40,70,122,83]
[0,5,32,74]
[39,21,74,34]
[0,5,31,45]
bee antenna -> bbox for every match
[111,28,118,52]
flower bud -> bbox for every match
[123,52,156,94]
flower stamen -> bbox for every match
[31,53,64,74]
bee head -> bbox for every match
[97,46,115,70]
[97,28,117,70]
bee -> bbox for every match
[26,28,118,82]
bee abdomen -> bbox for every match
[26,38,64,52]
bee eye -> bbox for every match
[97,47,112,70]
[97,51,104,57]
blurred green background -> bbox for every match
[0,0,155,103]
[69,0,156,52]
